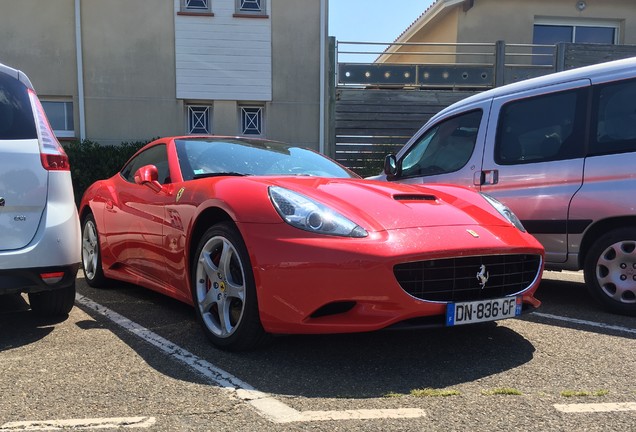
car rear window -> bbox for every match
[0,73,37,140]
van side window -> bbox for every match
[399,110,482,178]
[495,88,586,165]
[591,78,636,156]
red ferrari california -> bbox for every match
[79,136,544,350]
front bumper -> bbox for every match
[238,222,544,334]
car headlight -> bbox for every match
[480,193,526,232]
[269,186,368,238]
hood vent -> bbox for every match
[393,194,437,202]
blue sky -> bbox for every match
[328,0,435,43]
[328,0,435,62]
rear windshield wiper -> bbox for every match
[193,172,248,179]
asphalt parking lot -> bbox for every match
[1,271,635,431]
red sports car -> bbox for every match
[79,136,544,350]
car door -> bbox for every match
[104,143,173,285]
[480,80,590,264]
[388,100,491,190]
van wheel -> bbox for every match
[28,282,76,317]
[584,228,636,316]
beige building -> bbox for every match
[379,0,636,65]
[0,0,329,150]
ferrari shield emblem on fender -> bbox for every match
[176,187,185,202]
[476,264,489,289]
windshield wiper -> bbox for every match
[193,172,248,179]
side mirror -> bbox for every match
[384,154,398,178]
[134,165,163,193]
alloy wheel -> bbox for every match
[194,235,247,338]
[82,219,99,281]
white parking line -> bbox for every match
[75,294,425,424]
[554,402,636,413]
[0,417,156,431]
[533,312,636,335]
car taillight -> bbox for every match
[40,271,65,284]
[28,89,70,171]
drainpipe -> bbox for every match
[75,0,86,140]
[319,0,326,153]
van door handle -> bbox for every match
[474,170,499,186]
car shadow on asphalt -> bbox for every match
[75,279,538,399]
[521,275,636,340]
[237,324,535,398]
[0,294,67,351]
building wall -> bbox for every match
[0,0,325,149]
[269,0,322,146]
[81,0,181,144]
[174,0,272,101]
[456,0,636,44]
[386,8,460,64]
[0,1,77,113]
[200,0,324,147]
[378,0,635,68]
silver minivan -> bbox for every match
[0,62,80,316]
[376,57,636,316]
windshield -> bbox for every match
[175,138,358,180]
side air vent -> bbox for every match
[310,301,356,318]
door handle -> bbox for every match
[474,170,499,186]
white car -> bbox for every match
[0,62,80,316]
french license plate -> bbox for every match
[446,296,521,326]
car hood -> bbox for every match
[260,177,511,232]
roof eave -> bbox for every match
[376,0,466,63]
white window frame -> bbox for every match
[240,105,264,136]
[41,100,75,138]
[180,0,212,14]
[187,105,212,134]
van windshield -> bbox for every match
[401,110,482,177]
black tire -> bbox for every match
[81,213,108,288]
[191,222,270,350]
[28,282,76,317]
[584,228,636,316]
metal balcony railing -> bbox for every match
[335,40,557,88]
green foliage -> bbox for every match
[63,139,151,206]
[560,389,609,397]
[481,388,523,396]
[410,388,461,397]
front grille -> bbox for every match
[394,254,542,302]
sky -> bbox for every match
[329,0,435,42]
[328,0,435,62]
